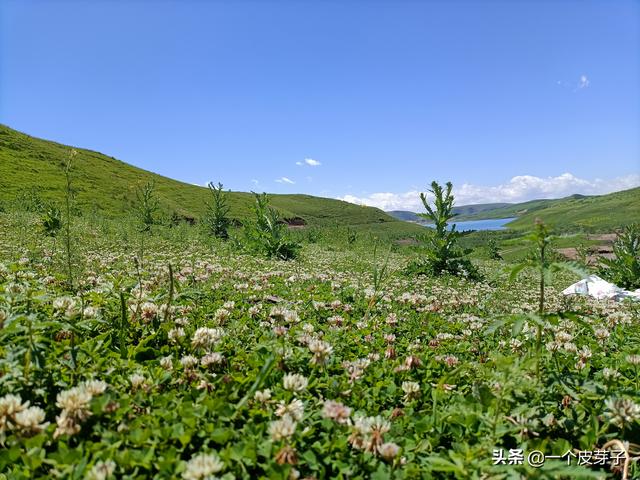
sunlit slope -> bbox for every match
[0,125,423,234]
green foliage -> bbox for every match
[346,227,358,245]
[135,181,159,233]
[509,220,586,315]
[0,210,639,479]
[244,192,300,260]
[203,182,231,240]
[305,227,322,243]
[40,205,62,237]
[15,186,47,213]
[407,181,480,279]
[486,238,502,260]
[599,223,640,289]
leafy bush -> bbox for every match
[406,181,480,279]
[599,223,640,289]
[486,238,502,260]
[244,192,300,260]
[40,205,62,237]
[203,182,231,240]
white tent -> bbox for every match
[562,275,640,302]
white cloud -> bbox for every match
[338,173,640,211]
[297,158,321,166]
[275,176,295,184]
[578,74,590,89]
[251,179,259,186]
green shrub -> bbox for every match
[135,181,159,233]
[41,204,62,237]
[599,223,640,289]
[203,182,231,240]
[244,192,300,260]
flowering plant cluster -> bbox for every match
[0,212,638,479]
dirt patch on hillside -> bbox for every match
[395,238,419,246]
[557,233,616,265]
[586,233,618,242]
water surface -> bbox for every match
[424,217,516,231]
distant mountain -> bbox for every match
[388,202,512,223]
[388,189,640,232]
[452,202,512,216]
[387,211,426,223]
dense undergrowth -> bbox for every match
[0,211,639,479]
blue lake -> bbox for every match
[424,217,516,231]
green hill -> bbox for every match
[456,189,640,231]
[0,125,423,235]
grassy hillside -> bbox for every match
[455,190,640,231]
[505,188,640,231]
[454,198,563,221]
[0,125,423,236]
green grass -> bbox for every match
[0,124,424,237]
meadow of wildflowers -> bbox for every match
[0,211,638,479]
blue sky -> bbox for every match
[1,0,638,210]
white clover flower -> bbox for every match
[140,302,158,322]
[129,374,146,390]
[160,356,174,371]
[594,328,610,342]
[253,389,271,403]
[182,452,224,480]
[602,368,620,380]
[604,397,640,428]
[282,373,308,392]
[180,355,199,369]
[268,415,297,441]
[0,394,27,418]
[214,308,231,323]
[308,339,333,365]
[275,398,304,421]
[627,354,640,366]
[56,387,92,414]
[378,442,400,461]
[86,460,116,480]
[321,400,351,425]
[401,381,421,401]
[191,327,224,349]
[200,352,224,367]
[53,296,76,313]
[168,327,186,344]
[54,410,81,438]
[14,406,49,434]
[82,380,108,396]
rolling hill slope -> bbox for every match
[395,190,640,232]
[0,125,423,235]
